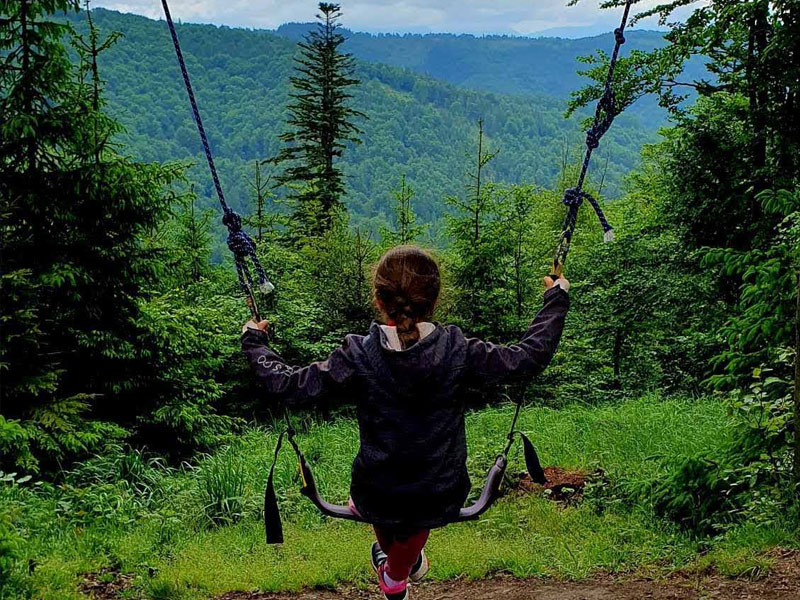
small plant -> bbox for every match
[196,451,247,526]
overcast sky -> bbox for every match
[92,1,677,36]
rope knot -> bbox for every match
[562,188,584,207]
[614,27,626,45]
[222,210,242,232]
[227,228,255,258]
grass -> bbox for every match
[3,395,798,600]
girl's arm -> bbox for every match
[464,282,569,384]
[241,324,357,407]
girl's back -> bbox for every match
[241,245,568,598]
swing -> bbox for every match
[159,0,632,544]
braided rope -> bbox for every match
[160,0,274,300]
[553,0,633,271]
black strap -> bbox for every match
[518,431,547,485]
[264,430,286,544]
[503,396,547,485]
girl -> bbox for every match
[242,245,569,600]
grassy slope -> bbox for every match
[8,396,795,600]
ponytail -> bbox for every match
[373,246,440,350]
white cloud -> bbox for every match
[92,0,674,34]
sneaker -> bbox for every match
[370,542,409,600]
[409,549,429,582]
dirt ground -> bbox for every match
[215,550,800,600]
[80,549,800,600]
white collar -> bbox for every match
[379,322,435,351]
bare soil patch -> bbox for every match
[80,567,135,598]
[516,466,592,504]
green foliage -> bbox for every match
[706,188,799,389]
[167,189,214,285]
[570,0,799,516]
[133,276,245,453]
[646,453,738,535]
[444,122,514,338]
[0,496,29,600]
[0,0,185,470]
[562,147,725,398]
[0,417,35,473]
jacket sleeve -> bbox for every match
[464,287,569,385]
[241,328,357,408]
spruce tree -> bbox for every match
[0,1,177,471]
[272,2,364,237]
[381,175,425,245]
[445,120,507,338]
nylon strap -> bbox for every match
[264,430,286,544]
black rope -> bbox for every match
[160,0,274,312]
[553,0,633,272]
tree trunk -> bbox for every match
[474,120,483,243]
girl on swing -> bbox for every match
[242,245,569,600]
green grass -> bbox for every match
[3,395,797,600]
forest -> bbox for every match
[1,1,799,600]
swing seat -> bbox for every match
[296,452,509,524]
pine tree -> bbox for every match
[0,1,178,471]
[381,175,425,245]
[245,160,276,242]
[172,187,212,284]
[445,120,506,337]
[271,3,364,237]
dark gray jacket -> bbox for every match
[242,286,569,530]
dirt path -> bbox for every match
[82,550,800,600]
[216,551,800,600]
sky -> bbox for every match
[91,1,676,37]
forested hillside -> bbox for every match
[276,24,666,98]
[274,24,709,124]
[66,9,653,225]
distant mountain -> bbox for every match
[66,9,656,228]
[274,23,706,124]
[274,23,668,98]
[275,23,707,106]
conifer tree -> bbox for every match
[172,187,212,284]
[0,1,177,471]
[445,120,508,337]
[381,175,425,245]
[246,160,275,242]
[272,3,364,237]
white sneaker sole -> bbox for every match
[409,551,429,583]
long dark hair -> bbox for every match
[373,245,441,349]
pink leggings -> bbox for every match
[373,527,430,581]
[349,498,430,581]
